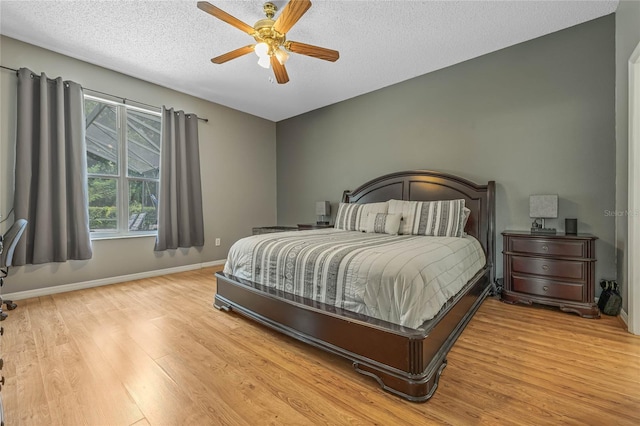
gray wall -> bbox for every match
[0,36,277,293]
[276,16,616,289]
[615,1,640,312]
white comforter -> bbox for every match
[224,229,486,329]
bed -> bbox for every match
[214,170,496,401]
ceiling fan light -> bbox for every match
[275,48,289,65]
[254,42,269,58]
[257,55,271,69]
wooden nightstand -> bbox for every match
[501,231,600,318]
[297,223,333,230]
[252,226,298,235]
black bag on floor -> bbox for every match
[598,280,622,316]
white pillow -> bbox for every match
[388,200,416,235]
[388,199,466,237]
[364,212,402,235]
[462,207,471,229]
[334,202,388,231]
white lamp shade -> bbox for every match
[316,201,331,216]
[254,42,269,58]
[257,56,271,69]
[529,195,558,218]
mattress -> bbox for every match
[223,228,486,329]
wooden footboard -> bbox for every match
[214,267,492,402]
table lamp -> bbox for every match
[530,195,558,234]
[316,201,330,225]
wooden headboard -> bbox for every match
[342,170,496,284]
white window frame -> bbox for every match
[85,94,161,239]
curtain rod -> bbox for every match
[0,65,209,123]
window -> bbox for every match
[85,95,161,236]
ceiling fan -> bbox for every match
[197,0,339,84]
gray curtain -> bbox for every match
[13,68,92,265]
[155,107,204,251]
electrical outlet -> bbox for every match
[215,238,221,246]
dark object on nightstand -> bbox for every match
[298,223,333,230]
[565,218,578,235]
[501,231,600,318]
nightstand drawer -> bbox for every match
[510,238,586,258]
[511,256,584,280]
[512,275,583,302]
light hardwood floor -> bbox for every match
[1,266,639,425]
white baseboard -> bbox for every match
[201,260,226,268]
[620,309,629,327]
[596,297,629,328]
[2,259,226,302]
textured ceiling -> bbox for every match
[0,0,618,122]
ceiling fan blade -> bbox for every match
[273,0,312,34]
[271,56,290,84]
[286,41,339,62]
[211,45,255,64]
[197,1,255,35]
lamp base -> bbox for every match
[531,227,557,235]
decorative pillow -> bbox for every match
[462,207,471,229]
[387,200,416,235]
[334,202,388,231]
[388,199,466,237]
[364,212,402,235]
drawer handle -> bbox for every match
[543,286,549,292]
[541,245,549,252]
[542,265,549,271]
